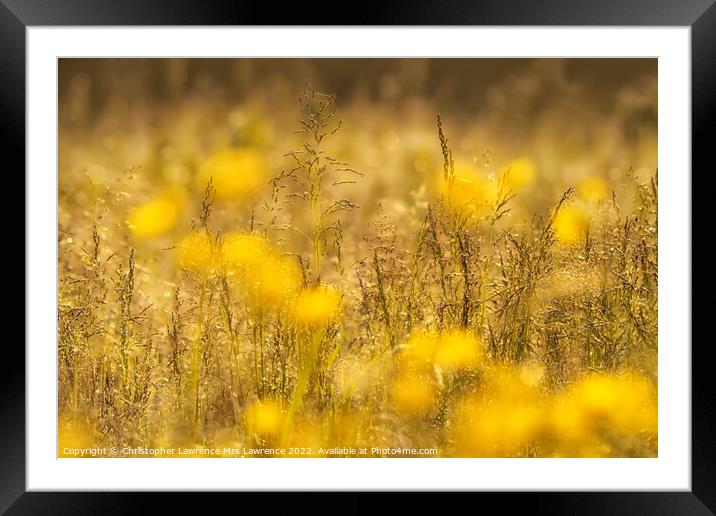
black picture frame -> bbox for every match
[4,1,711,513]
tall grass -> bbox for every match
[58,79,658,458]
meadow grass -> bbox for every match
[58,79,658,458]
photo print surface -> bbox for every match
[58,58,658,458]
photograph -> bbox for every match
[57,57,658,459]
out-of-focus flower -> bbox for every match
[293,285,341,327]
[391,373,435,415]
[222,231,271,273]
[455,401,544,457]
[195,148,268,202]
[433,329,482,372]
[577,176,610,204]
[453,367,544,457]
[247,254,303,310]
[549,373,657,456]
[397,328,482,373]
[126,187,187,239]
[437,160,498,220]
[175,230,215,274]
[222,231,303,310]
[558,373,657,434]
[244,400,284,437]
[553,204,590,245]
[502,157,536,191]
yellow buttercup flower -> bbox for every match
[572,373,657,435]
[454,368,544,457]
[549,373,657,456]
[397,329,482,373]
[502,158,536,191]
[195,148,268,202]
[247,254,303,310]
[126,187,187,239]
[245,400,284,437]
[391,374,435,414]
[437,160,498,220]
[553,204,590,245]
[222,231,271,274]
[175,230,215,273]
[293,285,341,326]
[610,374,658,435]
[484,367,539,405]
[456,401,544,457]
[433,329,482,372]
[222,231,302,310]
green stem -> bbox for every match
[219,290,242,424]
[191,275,207,432]
[280,329,320,446]
[259,313,265,398]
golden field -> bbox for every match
[58,59,658,458]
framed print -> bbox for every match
[6,0,712,512]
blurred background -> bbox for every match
[59,58,656,113]
[59,58,657,237]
